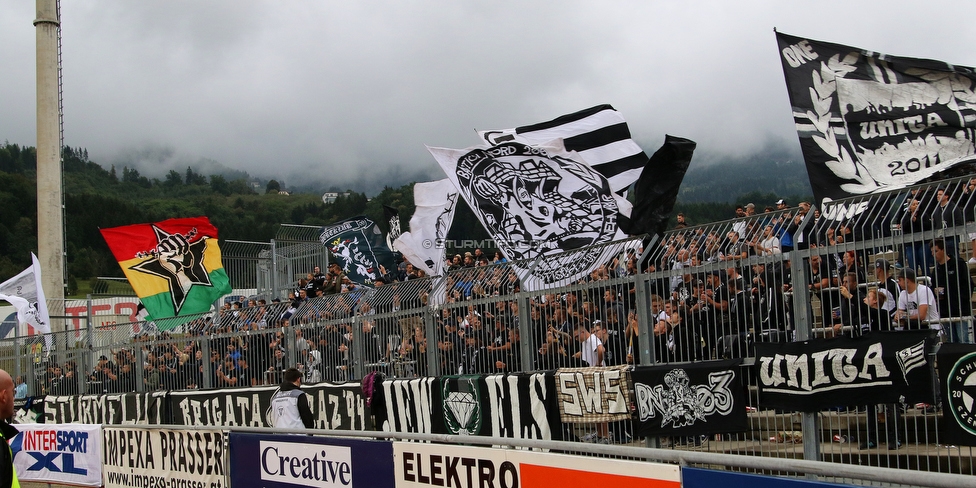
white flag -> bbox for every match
[0,253,52,348]
[393,179,459,277]
[478,104,648,195]
[427,139,633,290]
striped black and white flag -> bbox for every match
[478,105,648,194]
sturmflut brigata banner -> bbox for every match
[169,383,371,430]
[755,331,936,411]
[13,423,102,486]
[630,360,747,438]
[229,432,395,488]
[776,31,976,204]
[44,392,168,425]
[102,427,225,488]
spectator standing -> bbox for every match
[930,238,973,343]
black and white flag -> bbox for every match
[630,360,747,438]
[393,179,459,278]
[777,31,976,204]
[428,141,634,290]
[478,104,649,194]
[0,253,52,350]
[320,216,397,287]
[384,204,402,253]
[755,330,936,411]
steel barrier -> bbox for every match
[5,174,976,477]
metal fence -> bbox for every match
[6,174,976,475]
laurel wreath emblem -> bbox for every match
[807,52,881,194]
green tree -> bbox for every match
[266,179,280,194]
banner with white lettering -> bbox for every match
[755,331,936,411]
[937,343,976,446]
[102,427,224,488]
[777,31,976,204]
[393,442,680,488]
[168,383,371,430]
[12,423,102,486]
[43,392,167,425]
[554,366,632,424]
[229,432,395,488]
[630,360,747,438]
[377,374,563,441]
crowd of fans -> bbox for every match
[33,179,976,418]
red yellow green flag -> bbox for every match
[100,216,232,322]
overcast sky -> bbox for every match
[2,1,975,191]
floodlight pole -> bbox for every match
[35,0,66,332]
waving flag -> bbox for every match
[478,104,648,194]
[777,31,976,204]
[320,216,397,287]
[428,140,634,290]
[100,217,231,322]
[384,205,402,253]
[0,253,52,349]
[394,179,459,277]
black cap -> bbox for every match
[874,259,891,272]
[897,267,916,281]
[776,199,785,205]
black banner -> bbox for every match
[43,392,167,424]
[755,331,936,411]
[169,383,371,430]
[378,373,563,441]
[631,360,747,438]
[938,343,976,446]
[777,31,976,204]
[42,382,370,429]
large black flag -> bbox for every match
[619,135,696,237]
[755,331,936,411]
[938,343,976,446]
[776,31,976,204]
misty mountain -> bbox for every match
[678,145,812,204]
[106,141,813,202]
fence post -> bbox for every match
[788,213,820,464]
[350,315,364,381]
[270,239,279,299]
[518,292,534,373]
[423,306,439,377]
[199,339,213,390]
[134,345,146,392]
